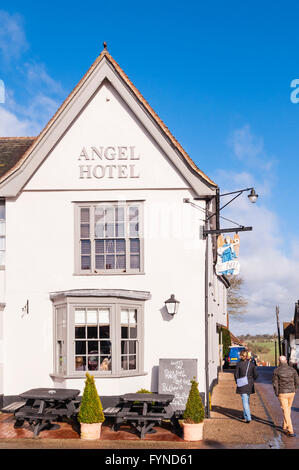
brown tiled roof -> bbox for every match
[0,48,217,187]
[0,137,36,179]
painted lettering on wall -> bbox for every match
[78,146,140,179]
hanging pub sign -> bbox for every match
[215,233,240,276]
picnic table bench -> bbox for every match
[105,393,175,439]
[6,388,80,437]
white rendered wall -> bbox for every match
[2,78,213,398]
[4,195,207,397]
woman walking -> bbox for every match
[234,349,258,423]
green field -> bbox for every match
[246,340,277,366]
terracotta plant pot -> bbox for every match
[182,421,204,441]
[80,422,102,440]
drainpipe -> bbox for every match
[205,233,210,418]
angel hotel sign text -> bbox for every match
[78,146,140,179]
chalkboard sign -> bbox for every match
[158,358,198,411]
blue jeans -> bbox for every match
[241,394,251,421]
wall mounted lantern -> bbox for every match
[165,294,180,316]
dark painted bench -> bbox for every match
[1,401,27,413]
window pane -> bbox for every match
[95,239,104,253]
[0,238,5,250]
[87,326,98,338]
[116,223,124,237]
[130,254,140,269]
[88,355,99,371]
[130,239,140,254]
[87,309,97,324]
[129,356,136,370]
[95,255,104,269]
[81,240,91,254]
[75,326,85,338]
[129,206,139,221]
[116,255,126,269]
[81,256,91,270]
[75,309,85,324]
[100,356,111,370]
[116,207,124,221]
[121,356,128,370]
[121,326,128,338]
[99,325,110,338]
[105,223,114,237]
[0,252,5,265]
[130,326,137,339]
[121,340,129,354]
[80,224,90,238]
[130,223,139,237]
[100,341,111,355]
[95,206,105,221]
[95,223,104,238]
[88,341,98,353]
[129,310,137,324]
[106,255,115,269]
[75,341,86,354]
[129,341,136,354]
[105,207,114,222]
[81,208,90,223]
[0,221,5,236]
[99,309,110,323]
[121,309,129,324]
[106,239,115,253]
[116,239,125,253]
[75,356,86,371]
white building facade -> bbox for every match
[0,48,228,408]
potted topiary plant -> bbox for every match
[77,372,105,440]
[182,378,205,441]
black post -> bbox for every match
[274,340,277,367]
[276,306,282,357]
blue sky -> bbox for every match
[1,1,299,335]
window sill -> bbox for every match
[50,371,148,380]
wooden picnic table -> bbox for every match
[13,388,80,437]
[106,393,175,439]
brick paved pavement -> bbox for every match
[0,370,287,449]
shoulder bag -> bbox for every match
[236,361,250,387]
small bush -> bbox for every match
[183,379,205,424]
[77,373,105,424]
[134,388,154,405]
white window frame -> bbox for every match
[74,201,144,275]
[51,295,145,378]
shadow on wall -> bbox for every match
[160,305,173,322]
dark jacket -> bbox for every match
[272,364,299,396]
[234,359,258,395]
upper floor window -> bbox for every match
[0,200,5,268]
[75,202,143,275]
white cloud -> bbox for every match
[215,126,298,336]
[0,107,34,136]
[228,124,264,161]
[0,10,28,63]
[0,11,65,136]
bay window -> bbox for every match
[51,290,150,378]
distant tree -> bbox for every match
[221,328,231,357]
[227,276,248,319]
